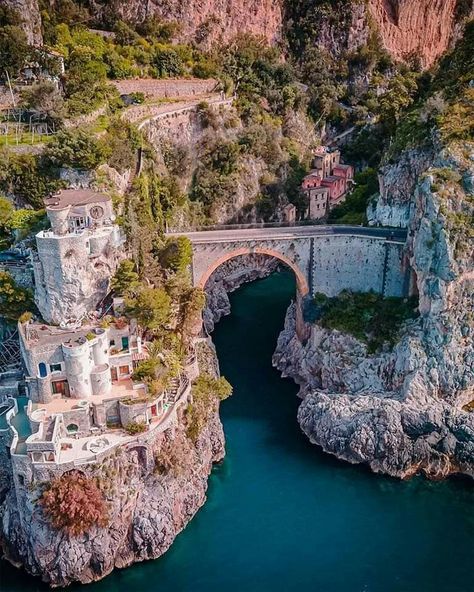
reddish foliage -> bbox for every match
[39,471,108,536]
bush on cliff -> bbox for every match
[125,286,171,333]
[310,290,419,353]
[39,471,108,536]
[0,271,34,321]
[186,374,232,441]
[46,128,107,170]
[156,236,193,273]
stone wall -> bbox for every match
[113,78,218,99]
[311,236,407,297]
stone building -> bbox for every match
[321,175,348,204]
[308,187,330,220]
[282,203,297,224]
[312,146,341,179]
[301,146,354,220]
[18,318,146,404]
[33,189,125,326]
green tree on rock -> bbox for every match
[125,286,171,332]
[111,259,140,296]
[156,236,193,273]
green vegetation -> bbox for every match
[0,7,29,78]
[125,286,171,333]
[156,236,193,273]
[0,271,34,321]
[0,151,61,210]
[310,290,419,353]
[125,421,148,435]
[110,259,140,296]
[39,470,108,536]
[328,168,378,225]
[186,374,232,441]
[46,128,107,170]
[154,430,193,476]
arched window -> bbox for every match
[66,423,79,434]
[38,362,47,378]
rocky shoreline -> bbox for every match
[0,345,225,587]
[273,142,474,480]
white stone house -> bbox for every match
[33,189,125,326]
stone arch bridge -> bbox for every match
[168,225,411,338]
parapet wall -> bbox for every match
[311,235,407,297]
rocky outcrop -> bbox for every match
[204,254,279,332]
[274,140,474,480]
[367,0,473,68]
[88,0,282,47]
[1,407,225,586]
[3,0,42,45]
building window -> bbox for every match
[110,339,115,347]
[18,474,25,486]
[50,363,62,373]
[38,362,47,378]
[66,423,79,434]
[121,336,129,350]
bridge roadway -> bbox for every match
[168,224,408,244]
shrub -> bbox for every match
[125,421,147,435]
[125,286,171,332]
[0,270,34,321]
[18,311,33,323]
[156,236,193,273]
[186,374,232,441]
[154,430,192,476]
[46,129,107,170]
[0,152,61,209]
[154,47,184,77]
[310,290,419,353]
[39,471,108,536]
[132,359,159,383]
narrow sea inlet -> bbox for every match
[2,271,473,592]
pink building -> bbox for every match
[313,147,341,179]
[321,175,347,203]
[301,172,322,190]
[333,163,354,181]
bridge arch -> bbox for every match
[197,246,309,297]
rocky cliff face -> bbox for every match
[274,139,474,479]
[1,408,224,586]
[3,0,42,44]
[367,0,472,67]
[203,254,279,332]
[88,0,282,47]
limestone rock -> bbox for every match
[275,141,474,480]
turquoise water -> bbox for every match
[1,271,474,591]
[10,396,31,455]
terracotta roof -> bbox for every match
[44,189,110,210]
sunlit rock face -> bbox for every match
[274,141,474,480]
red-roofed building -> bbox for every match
[302,145,354,220]
[333,163,354,182]
[321,175,347,203]
[301,172,322,190]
